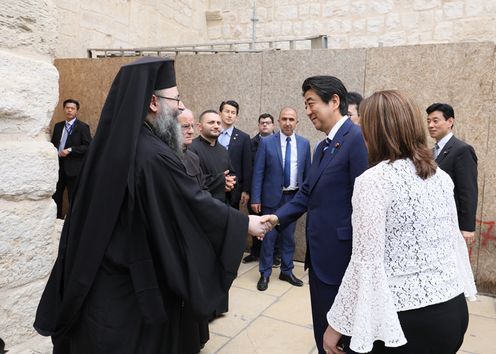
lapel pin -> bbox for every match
[331,142,340,154]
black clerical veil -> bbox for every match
[34,57,247,342]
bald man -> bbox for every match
[250,107,311,291]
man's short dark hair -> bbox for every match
[347,92,363,109]
[426,103,455,120]
[199,109,219,122]
[63,98,80,110]
[258,113,274,123]
[219,100,239,115]
[302,76,348,116]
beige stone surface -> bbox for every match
[203,0,496,51]
[263,284,313,328]
[0,2,59,349]
[459,312,496,353]
[467,296,496,319]
[217,315,315,354]
[209,286,276,337]
[0,51,59,135]
[0,280,52,346]
[54,0,208,58]
[0,138,58,199]
[204,259,496,353]
[0,0,57,55]
[0,199,57,288]
[200,333,230,354]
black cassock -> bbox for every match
[189,135,233,203]
[35,126,247,353]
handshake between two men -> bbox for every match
[247,214,279,240]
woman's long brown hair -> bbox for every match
[360,90,436,179]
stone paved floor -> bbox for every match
[202,255,496,354]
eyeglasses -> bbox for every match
[181,124,194,130]
[155,94,181,104]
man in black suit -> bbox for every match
[218,100,252,209]
[51,98,92,219]
[427,103,478,243]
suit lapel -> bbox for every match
[274,132,283,168]
[54,122,63,146]
[309,119,352,191]
[436,135,456,164]
[295,135,305,184]
[230,127,239,149]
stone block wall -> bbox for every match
[0,0,60,351]
[206,0,496,49]
[55,0,208,58]
[52,1,496,59]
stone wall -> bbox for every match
[53,0,496,58]
[55,0,208,58]
[52,42,496,296]
[207,0,496,49]
[0,0,60,352]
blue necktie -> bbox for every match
[320,138,331,162]
[433,143,440,159]
[284,136,291,188]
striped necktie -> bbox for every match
[433,143,440,159]
[59,122,72,152]
[319,138,331,162]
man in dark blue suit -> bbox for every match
[251,108,311,291]
[218,100,252,209]
[244,113,276,264]
[263,76,368,353]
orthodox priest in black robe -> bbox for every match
[34,57,267,354]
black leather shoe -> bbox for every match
[243,254,258,263]
[257,275,270,291]
[279,273,303,287]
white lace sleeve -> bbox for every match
[449,194,477,301]
[327,168,407,353]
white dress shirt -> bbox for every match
[280,132,298,190]
[435,132,454,158]
[327,115,349,141]
[218,125,234,149]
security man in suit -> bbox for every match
[427,103,478,243]
[251,108,311,291]
[51,98,92,219]
[217,100,252,209]
[262,76,368,353]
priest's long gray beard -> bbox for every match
[148,102,183,156]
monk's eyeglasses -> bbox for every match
[156,94,181,104]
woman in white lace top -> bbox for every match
[323,90,477,354]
